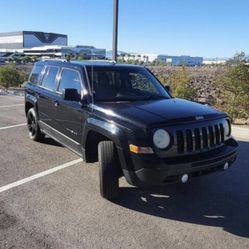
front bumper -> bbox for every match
[123,139,238,186]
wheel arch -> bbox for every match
[82,118,127,174]
[25,101,34,116]
[25,92,39,117]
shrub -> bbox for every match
[0,65,24,88]
[215,63,249,119]
[169,66,197,101]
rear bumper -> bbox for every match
[123,139,238,186]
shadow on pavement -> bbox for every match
[116,140,249,238]
[41,137,63,147]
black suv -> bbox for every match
[25,60,238,200]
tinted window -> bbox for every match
[87,67,170,102]
[29,65,44,84]
[58,69,81,94]
[41,66,59,91]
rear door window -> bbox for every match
[29,64,44,85]
[41,66,59,91]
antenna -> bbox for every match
[91,59,94,109]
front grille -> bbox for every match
[176,122,225,154]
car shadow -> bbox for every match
[41,137,63,147]
[115,140,249,238]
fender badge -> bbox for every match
[195,116,204,120]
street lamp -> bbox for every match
[112,0,119,61]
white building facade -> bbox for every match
[120,53,203,66]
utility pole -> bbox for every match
[112,0,119,61]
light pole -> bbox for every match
[112,0,119,61]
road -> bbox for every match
[0,95,249,249]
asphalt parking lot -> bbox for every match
[0,95,249,249]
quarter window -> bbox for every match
[41,66,59,91]
[58,69,82,95]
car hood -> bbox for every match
[92,98,225,127]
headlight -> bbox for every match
[223,119,231,137]
[153,129,171,149]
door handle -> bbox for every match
[54,100,59,107]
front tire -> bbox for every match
[27,108,44,142]
[98,141,119,200]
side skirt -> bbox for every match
[39,121,83,157]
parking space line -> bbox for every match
[0,158,83,193]
[0,123,26,130]
[0,104,24,108]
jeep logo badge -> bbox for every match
[195,116,204,120]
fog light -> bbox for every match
[224,162,229,170]
[181,174,189,183]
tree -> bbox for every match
[169,66,197,101]
[23,56,33,63]
[0,65,23,88]
[226,51,247,66]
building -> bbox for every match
[118,52,203,66]
[117,53,158,63]
[157,55,203,66]
[0,31,67,49]
[203,59,227,65]
[0,31,106,60]
[62,46,106,59]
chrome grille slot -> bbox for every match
[215,124,220,144]
[176,130,184,153]
[208,126,215,146]
[202,127,208,148]
[194,128,201,150]
[220,123,225,142]
[186,129,193,152]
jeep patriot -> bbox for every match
[25,60,238,200]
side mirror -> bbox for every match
[165,85,171,92]
[62,88,80,101]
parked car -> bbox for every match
[25,60,238,200]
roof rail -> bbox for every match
[88,59,116,64]
[70,60,116,65]
[40,58,67,62]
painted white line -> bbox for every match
[0,104,24,108]
[0,123,26,130]
[0,158,83,193]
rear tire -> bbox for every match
[27,108,44,142]
[98,141,119,200]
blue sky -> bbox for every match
[0,0,248,58]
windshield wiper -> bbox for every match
[137,95,167,100]
[95,95,167,102]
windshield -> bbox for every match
[86,66,171,102]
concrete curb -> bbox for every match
[232,125,249,141]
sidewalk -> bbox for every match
[232,125,249,141]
